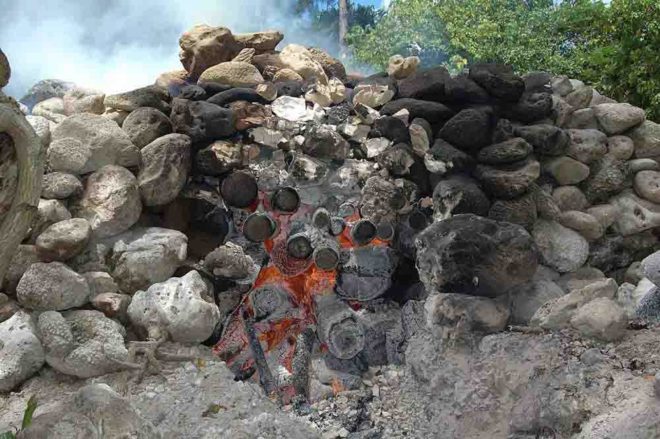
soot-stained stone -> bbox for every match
[438,109,492,153]
[415,214,538,297]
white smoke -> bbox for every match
[0,0,342,98]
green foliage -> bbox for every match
[346,0,660,120]
[0,395,38,438]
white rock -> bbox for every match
[629,120,660,158]
[30,199,71,241]
[567,129,608,164]
[570,297,627,341]
[51,113,140,174]
[641,251,660,287]
[17,262,90,311]
[364,137,392,159]
[610,189,660,236]
[271,96,308,122]
[0,311,45,392]
[41,172,83,199]
[352,84,395,108]
[26,115,51,146]
[111,227,187,294]
[249,126,287,147]
[71,165,142,238]
[35,218,91,261]
[37,310,129,378]
[32,97,66,123]
[633,170,660,203]
[128,271,220,343]
[532,219,589,273]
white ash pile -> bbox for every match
[3,22,660,438]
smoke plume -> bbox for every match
[0,0,342,98]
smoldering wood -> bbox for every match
[376,221,395,241]
[291,327,315,400]
[243,213,276,242]
[312,207,331,230]
[286,233,313,259]
[335,246,399,301]
[329,217,345,236]
[313,246,340,271]
[244,314,278,397]
[315,295,366,360]
[271,186,300,213]
[220,171,258,208]
[350,219,377,245]
[250,284,293,319]
[0,101,44,284]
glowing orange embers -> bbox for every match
[212,194,390,402]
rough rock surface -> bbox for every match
[532,219,589,272]
[35,218,91,261]
[415,214,538,297]
[0,311,45,392]
[128,271,220,343]
[121,107,173,149]
[16,262,90,311]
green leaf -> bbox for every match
[21,395,38,430]
[0,431,17,439]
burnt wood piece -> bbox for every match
[244,314,278,398]
[315,295,366,360]
[291,327,315,400]
[350,219,377,245]
[243,213,276,242]
[271,187,300,213]
[314,246,340,271]
[286,233,313,260]
[220,171,258,208]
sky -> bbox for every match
[0,0,390,98]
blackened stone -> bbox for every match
[502,92,553,123]
[488,191,538,229]
[380,98,454,124]
[326,102,352,125]
[207,88,269,106]
[433,175,490,218]
[429,139,475,173]
[523,71,552,93]
[170,98,236,142]
[371,116,410,144]
[179,85,207,101]
[359,176,407,223]
[415,214,538,297]
[444,74,490,104]
[474,159,541,199]
[589,231,657,274]
[276,81,304,97]
[514,124,570,156]
[581,156,629,203]
[477,138,533,165]
[194,141,242,176]
[105,84,171,113]
[469,63,525,102]
[377,143,416,176]
[438,109,492,153]
[492,118,516,143]
[397,66,450,101]
[197,82,233,96]
[302,125,350,160]
[411,117,433,139]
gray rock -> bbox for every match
[37,310,129,378]
[35,218,91,261]
[302,124,350,160]
[551,75,573,96]
[25,115,52,146]
[610,189,660,235]
[46,137,90,175]
[544,156,590,185]
[20,79,75,110]
[586,204,621,230]
[41,172,82,199]
[629,120,660,158]
[513,124,570,156]
[641,251,660,287]
[111,227,187,294]
[474,159,540,199]
[509,275,565,324]
[556,266,607,292]
[581,156,628,203]
[532,219,589,273]
[2,245,40,294]
[565,85,593,110]
[121,107,173,149]
[552,185,588,211]
[425,293,510,338]
[477,138,532,165]
[137,133,191,206]
[203,242,253,279]
[83,271,118,298]
[432,174,490,220]
[359,176,406,223]
[194,140,242,176]
[71,165,142,238]
[487,191,537,229]
[50,113,140,174]
[17,262,90,311]
[91,292,131,322]
[559,210,604,241]
[62,87,105,116]
[568,129,608,164]
[565,108,598,129]
[170,98,236,142]
[592,103,645,135]
[633,170,660,203]
[32,97,66,123]
[607,135,635,160]
[570,297,627,341]
[530,278,617,329]
[415,214,538,297]
[628,158,659,172]
[30,199,71,242]
[105,84,170,113]
[128,271,219,343]
[0,311,45,392]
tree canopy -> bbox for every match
[345,0,660,120]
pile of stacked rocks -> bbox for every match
[2,24,660,416]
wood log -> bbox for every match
[271,186,300,213]
[350,219,376,245]
[243,212,276,242]
[250,284,292,319]
[376,220,395,241]
[315,295,365,360]
[286,233,313,260]
[312,207,331,230]
[0,102,44,284]
[291,327,315,400]
[220,171,258,208]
